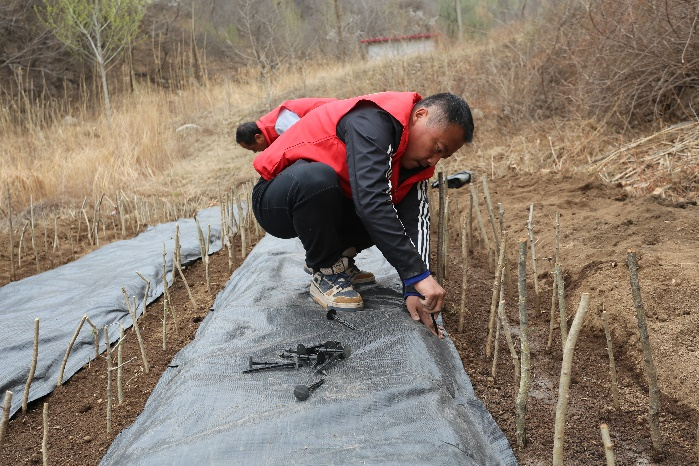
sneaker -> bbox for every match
[304,258,375,285]
[309,258,363,311]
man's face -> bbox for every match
[238,134,269,152]
[401,107,465,170]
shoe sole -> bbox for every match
[310,288,363,311]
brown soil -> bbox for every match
[1,173,698,465]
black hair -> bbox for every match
[235,121,262,144]
[417,93,474,143]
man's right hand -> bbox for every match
[413,274,446,314]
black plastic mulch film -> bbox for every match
[0,208,223,418]
[0,207,516,465]
[101,234,517,465]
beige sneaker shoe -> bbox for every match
[309,257,364,311]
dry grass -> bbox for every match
[2,8,698,220]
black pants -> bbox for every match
[252,160,374,270]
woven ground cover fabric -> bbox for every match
[100,235,517,465]
[0,207,223,418]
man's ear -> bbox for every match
[254,133,265,144]
[412,107,429,124]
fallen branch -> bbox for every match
[602,308,620,410]
[600,423,615,466]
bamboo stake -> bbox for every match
[30,195,39,272]
[458,215,468,333]
[481,175,500,256]
[527,204,540,309]
[600,423,615,466]
[486,233,507,358]
[516,237,531,448]
[104,326,112,434]
[135,272,151,318]
[42,403,48,466]
[602,308,621,410]
[547,272,557,352]
[556,264,568,350]
[0,391,13,457]
[7,187,15,281]
[627,250,663,456]
[22,318,40,414]
[437,172,445,286]
[176,263,198,311]
[552,292,591,466]
[122,288,149,373]
[117,324,124,404]
[57,315,88,387]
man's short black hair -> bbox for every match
[417,93,474,143]
[236,121,262,144]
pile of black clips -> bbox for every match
[243,340,352,401]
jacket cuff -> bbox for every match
[403,269,430,286]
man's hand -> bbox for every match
[413,274,445,314]
[406,295,444,339]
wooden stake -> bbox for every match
[458,216,468,333]
[556,264,568,350]
[0,390,12,457]
[162,243,178,329]
[486,233,507,358]
[527,203,540,309]
[84,317,99,359]
[30,195,39,272]
[22,318,40,414]
[437,172,445,286]
[600,423,615,466]
[498,283,519,385]
[7,187,15,281]
[555,211,560,264]
[104,325,112,434]
[553,293,590,466]
[516,237,531,448]
[627,250,663,457]
[81,202,92,246]
[122,288,149,373]
[237,192,247,260]
[470,183,492,267]
[18,221,29,269]
[491,306,501,379]
[602,308,620,410]
[481,174,500,256]
[57,315,88,387]
[135,272,151,318]
[467,182,473,253]
[162,300,167,351]
[205,224,211,292]
[117,324,124,404]
[176,263,198,311]
[42,403,48,466]
[53,210,59,251]
[547,272,557,352]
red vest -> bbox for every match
[256,98,337,145]
[253,92,432,204]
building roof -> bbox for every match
[359,33,439,44]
